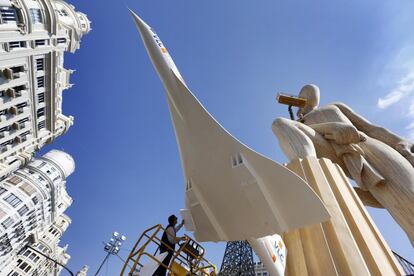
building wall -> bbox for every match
[0,2,88,272]
[76,265,89,276]
[254,262,270,276]
[0,149,75,275]
[0,0,90,180]
[6,214,71,276]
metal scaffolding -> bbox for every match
[219,241,255,276]
[393,251,414,275]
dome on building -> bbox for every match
[43,150,75,178]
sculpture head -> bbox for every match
[297,84,320,117]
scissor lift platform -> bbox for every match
[120,224,216,276]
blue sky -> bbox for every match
[40,0,414,274]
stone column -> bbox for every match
[283,157,403,276]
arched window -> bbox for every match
[29,8,43,24]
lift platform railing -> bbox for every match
[120,224,216,276]
[393,251,414,275]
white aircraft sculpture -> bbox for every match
[130,10,330,275]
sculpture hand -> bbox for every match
[358,131,367,142]
[396,141,414,167]
[322,125,362,145]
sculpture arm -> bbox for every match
[272,118,345,166]
[353,187,383,209]
[308,122,365,145]
[334,102,414,166]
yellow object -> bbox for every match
[277,93,307,107]
[120,224,216,276]
[169,262,188,276]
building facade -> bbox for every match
[0,149,75,275]
[75,265,89,276]
[0,0,90,180]
[254,262,269,276]
[0,0,89,274]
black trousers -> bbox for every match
[152,249,174,276]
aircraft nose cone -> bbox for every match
[129,9,151,36]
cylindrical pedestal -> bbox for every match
[284,157,403,276]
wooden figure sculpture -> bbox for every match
[273,84,414,246]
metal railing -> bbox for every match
[120,224,216,276]
[393,251,414,275]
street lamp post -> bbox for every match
[94,231,127,276]
[26,245,75,276]
[24,234,75,276]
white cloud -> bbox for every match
[407,128,414,141]
[405,99,414,140]
[406,121,414,129]
[377,69,414,109]
[377,90,403,109]
[400,70,414,84]
[409,101,414,117]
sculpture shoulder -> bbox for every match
[329,102,376,130]
[302,104,349,124]
[323,103,346,114]
[330,102,356,114]
[310,104,346,115]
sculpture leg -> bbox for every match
[369,182,414,247]
[272,118,317,161]
[272,118,342,166]
[343,138,414,246]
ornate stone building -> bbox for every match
[0,149,75,275]
[0,0,89,274]
[254,261,269,276]
[0,0,90,180]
